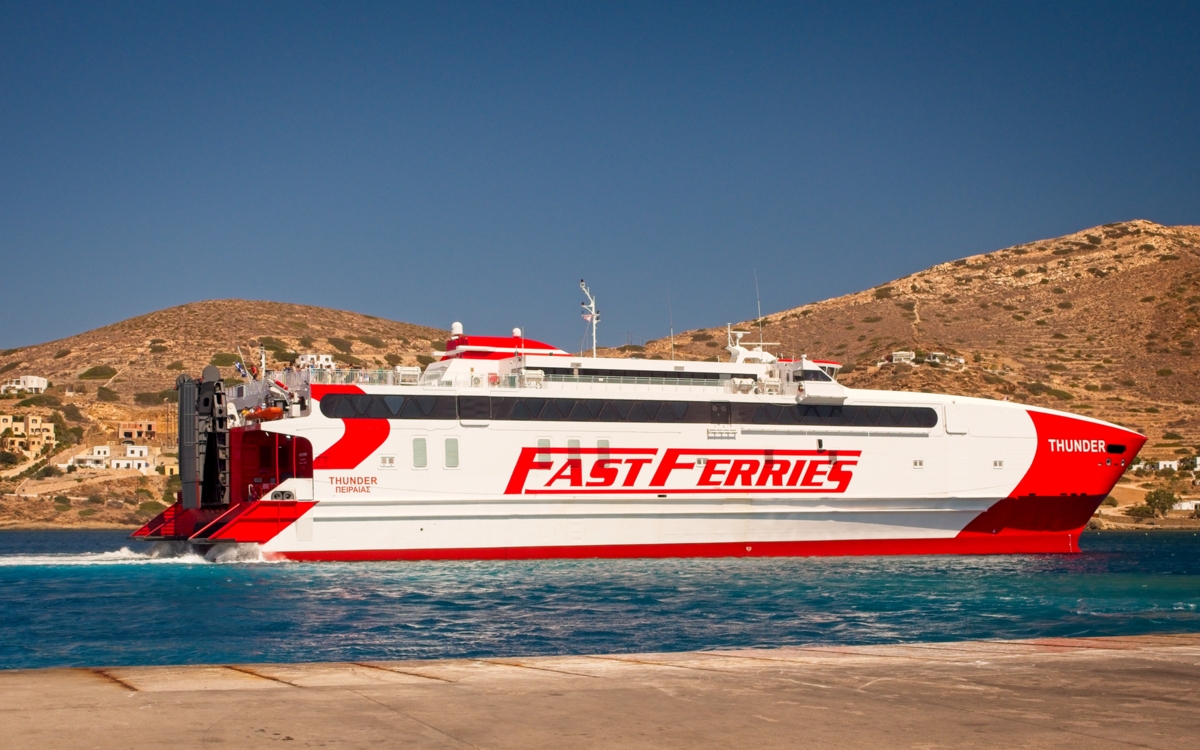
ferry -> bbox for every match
[134,292,1145,560]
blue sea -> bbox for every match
[1,530,1198,670]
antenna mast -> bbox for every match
[580,279,598,359]
[754,269,764,350]
[667,288,675,361]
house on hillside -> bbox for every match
[105,445,154,473]
[110,456,152,473]
[0,415,56,457]
[70,444,111,469]
[118,421,155,442]
[1155,460,1180,472]
[0,375,48,394]
[158,455,178,476]
[295,354,336,371]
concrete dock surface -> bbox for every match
[4,635,1200,749]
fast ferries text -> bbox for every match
[504,448,860,495]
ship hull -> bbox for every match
[267,496,1094,562]
[275,535,1083,562]
[140,376,1146,560]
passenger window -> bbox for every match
[597,438,609,458]
[445,437,459,469]
[413,437,427,469]
[537,438,551,462]
[568,438,580,457]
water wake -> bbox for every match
[0,542,271,566]
[204,543,268,564]
[0,546,208,567]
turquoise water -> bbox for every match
[1,530,1198,670]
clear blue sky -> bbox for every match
[2,1,1197,350]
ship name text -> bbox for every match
[331,475,377,494]
[1046,439,1106,453]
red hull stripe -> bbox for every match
[312,417,390,470]
[273,534,1080,562]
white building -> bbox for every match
[295,354,336,371]
[110,458,152,473]
[70,445,111,469]
[1156,460,1181,472]
[124,445,149,459]
[1,375,48,394]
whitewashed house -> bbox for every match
[70,445,111,469]
[0,375,48,394]
[295,354,336,371]
[110,457,152,473]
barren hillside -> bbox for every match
[0,299,447,408]
[621,220,1200,463]
[2,222,1197,465]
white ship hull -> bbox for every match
[137,331,1145,560]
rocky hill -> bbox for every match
[1,221,1197,466]
[624,220,1199,463]
[0,299,447,409]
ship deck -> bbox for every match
[4,634,1198,748]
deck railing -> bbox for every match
[272,368,781,395]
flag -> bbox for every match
[582,313,594,322]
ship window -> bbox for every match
[1106,444,1126,454]
[412,437,427,469]
[366,398,391,419]
[567,438,580,456]
[332,398,357,419]
[798,369,833,382]
[597,439,609,458]
[399,398,424,418]
[458,396,490,420]
[320,394,935,429]
[381,455,395,469]
[490,398,515,420]
[627,402,652,422]
[445,438,459,469]
[527,398,547,417]
[383,395,405,416]
[537,438,551,463]
[993,460,1003,469]
[913,459,923,469]
[350,394,372,414]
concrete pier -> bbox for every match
[3,635,1200,749]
